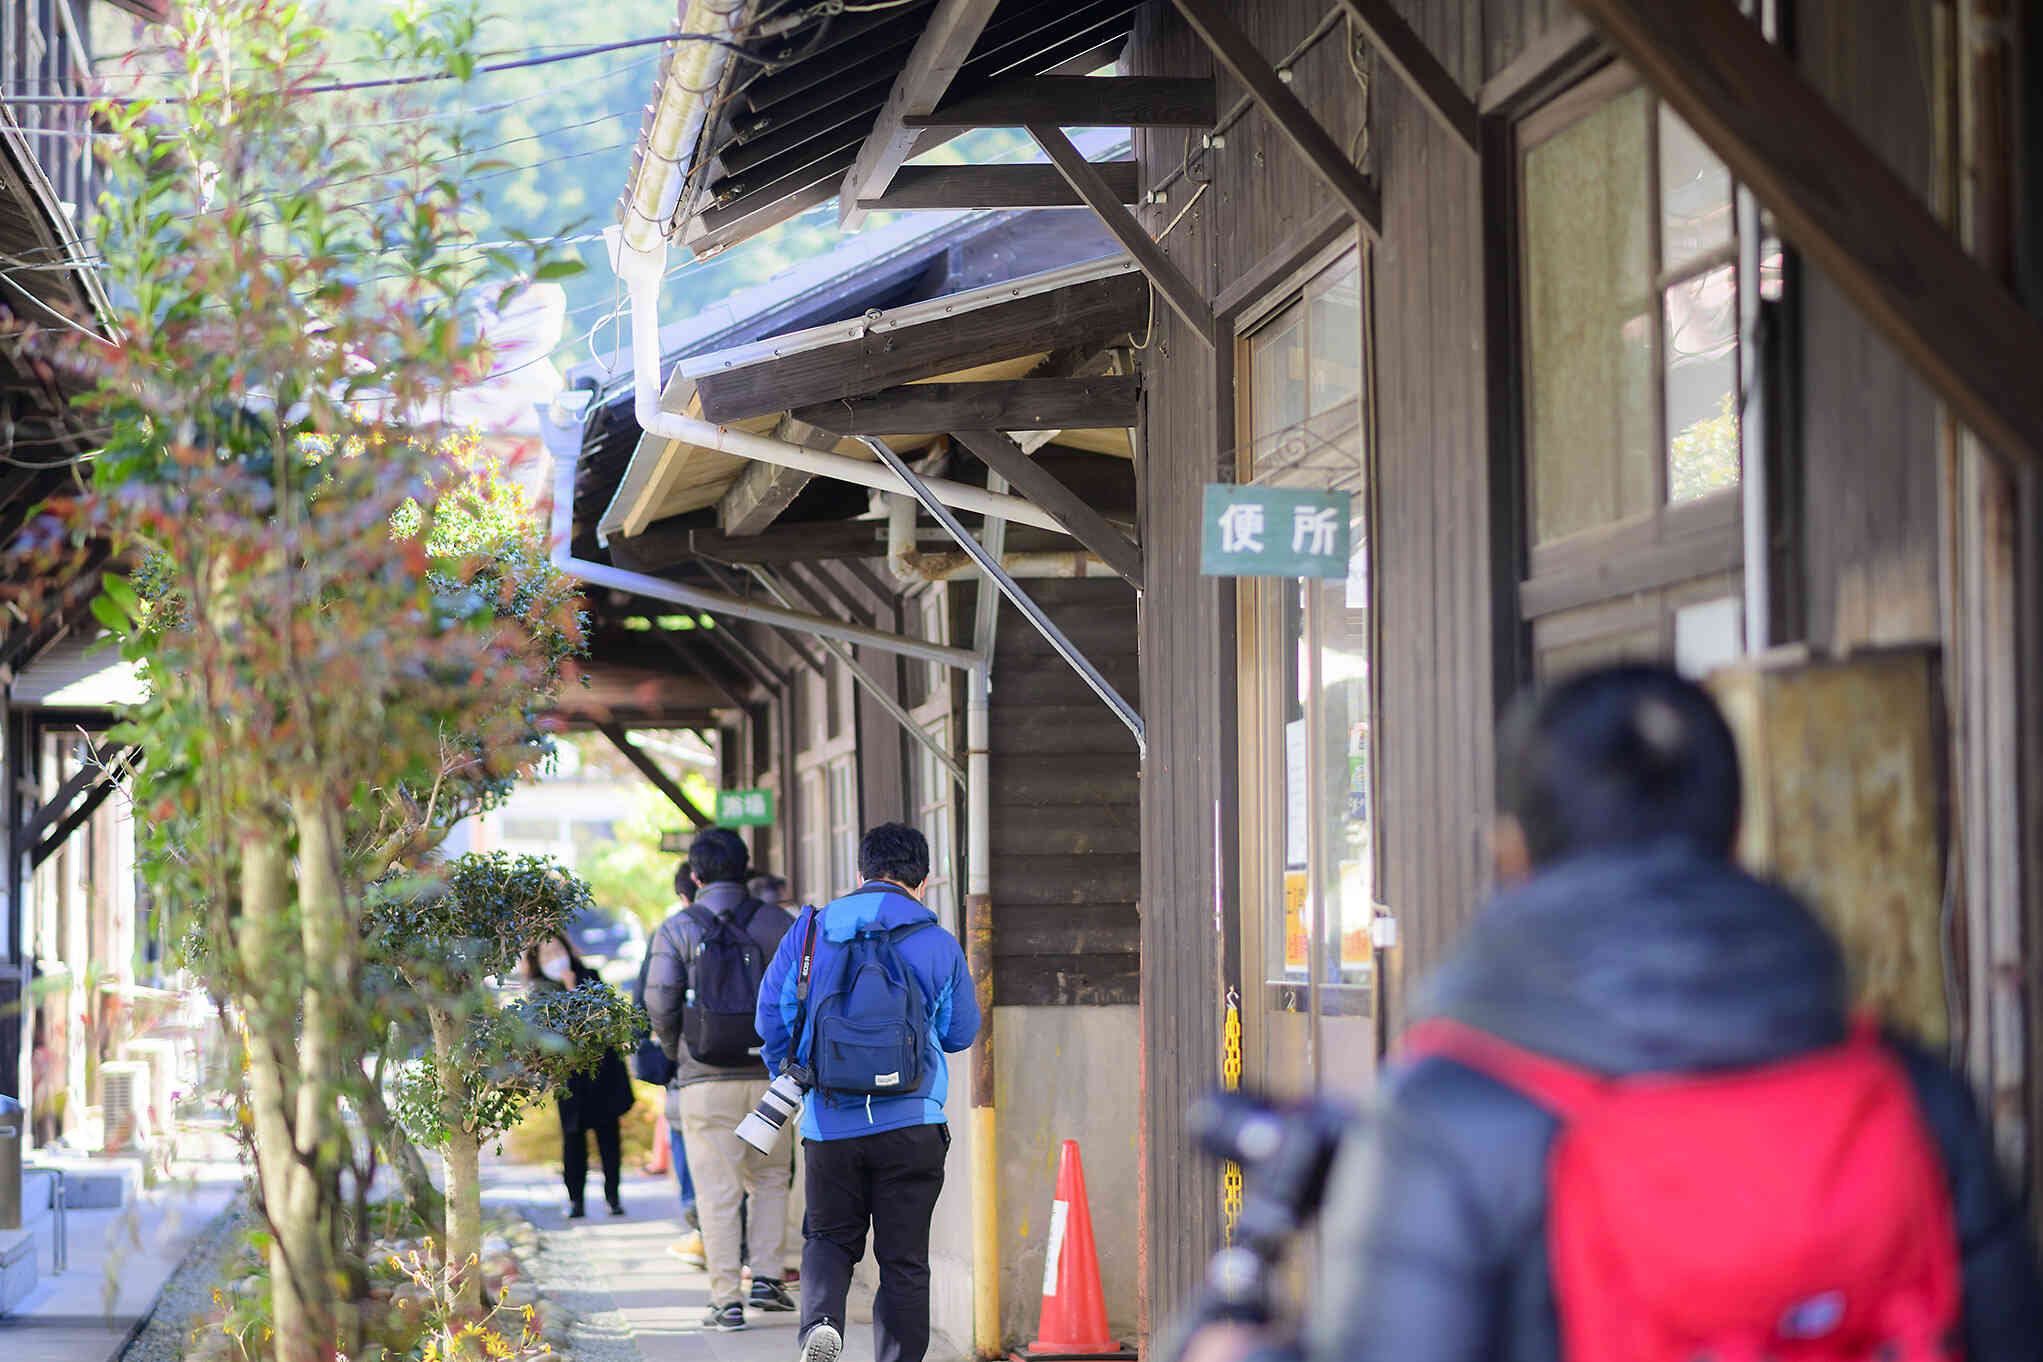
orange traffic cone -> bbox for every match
[645,1113,671,1175]
[1012,1141,1136,1361]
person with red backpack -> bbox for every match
[1187,664,2043,1362]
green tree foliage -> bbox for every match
[373,853,636,1309]
[11,2,587,1355]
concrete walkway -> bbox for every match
[0,1158,241,1362]
[484,1164,887,1362]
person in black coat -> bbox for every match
[521,932,637,1219]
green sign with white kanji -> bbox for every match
[1201,485,1352,578]
[715,788,776,826]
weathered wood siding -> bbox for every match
[1130,0,1524,1323]
[958,578,1143,1006]
[1793,0,1944,652]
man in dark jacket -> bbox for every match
[1189,664,2043,1362]
[642,827,797,1332]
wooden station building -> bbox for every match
[560,0,2043,1354]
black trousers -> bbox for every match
[800,1124,949,1362]
[562,1118,622,1207]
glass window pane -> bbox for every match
[1659,105,1733,266]
[1665,264,1740,502]
[1523,88,1655,544]
[1315,502,1373,992]
[1276,583,1309,984]
[1250,304,1309,481]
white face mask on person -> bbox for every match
[540,956,572,983]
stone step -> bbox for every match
[0,1226,35,1316]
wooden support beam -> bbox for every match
[22,740,129,847]
[792,378,1141,435]
[647,628,754,712]
[29,746,136,871]
[856,162,1139,211]
[1571,0,2043,473]
[1027,125,1215,345]
[906,76,1217,129]
[839,0,1002,231]
[1169,0,1383,240]
[597,722,712,828]
[694,269,1149,423]
[612,520,890,574]
[1334,0,1479,152]
[718,417,832,536]
[953,429,1144,590]
[790,562,877,630]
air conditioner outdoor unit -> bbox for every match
[122,1040,180,1135]
[99,1062,149,1153]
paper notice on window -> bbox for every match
[1286,719,1308,869]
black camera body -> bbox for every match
[1158,1087,1357,1360]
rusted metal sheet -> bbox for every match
[1710,649,1949,1049]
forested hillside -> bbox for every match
[90,2,1046,372]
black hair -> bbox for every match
[858,822,930,889]
[1497,663,1742,868]
[688,826,750,886]
[518,931,592,984]
[674,864,698,902]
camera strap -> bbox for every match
[786,908,822,1068]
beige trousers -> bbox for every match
[678,1079,793,1307]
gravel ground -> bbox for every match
[118,1193,251,1362]
[511,1206,645,1362]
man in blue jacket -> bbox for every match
[757,822,981,1362]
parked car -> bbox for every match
[566,906,648,988]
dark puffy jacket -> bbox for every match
[1297,844,2043,1362]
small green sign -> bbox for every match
[1201,485,1352,579]
[715,788,777,826]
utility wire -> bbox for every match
[2,31,758,107]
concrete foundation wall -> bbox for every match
[926,1005,1142,1358]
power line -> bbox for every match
[1,31,759,107]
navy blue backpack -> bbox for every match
[809,920,935,1097]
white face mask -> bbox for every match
[539,956,572,983]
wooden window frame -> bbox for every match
[1496,56,1752,679]
[1231,234,1382,1088]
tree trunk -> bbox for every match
[358,1076,447,1235]
[293,795,354,1357]
[430,1006,485,1315]
[240,830,329,1362]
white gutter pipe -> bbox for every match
[546,442,976,672]
[886,493,1117,582]
[608,230,1068,536]
[620,1,740,256]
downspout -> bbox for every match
[965,660,997,1359]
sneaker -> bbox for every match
[798,1322,843,1362]
[607,1197,626,1217]
[703,1302,747,1333]
[783,1267,801,1285]
[749,1277,797,1312]
[667,1231,705,1269]
[567,1200,586,1220]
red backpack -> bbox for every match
[1400,1016,1964,1362]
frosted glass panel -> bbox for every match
[1522,89,1655,545]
